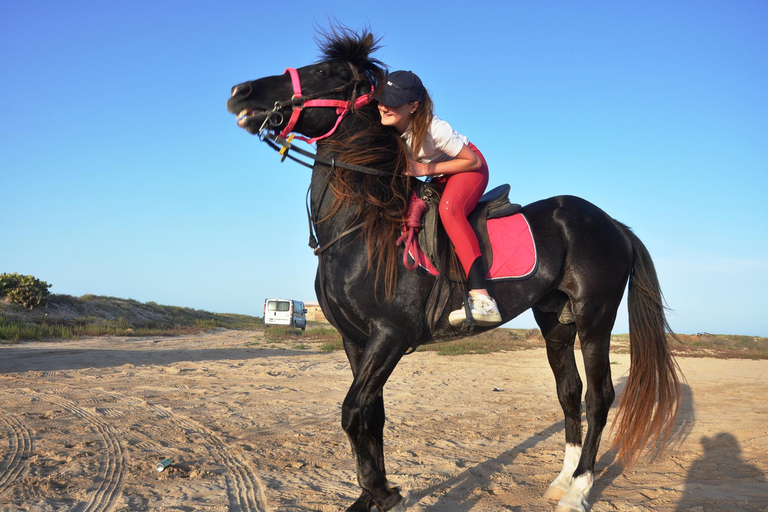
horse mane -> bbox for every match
[314,26,413,300]
[315,25,387,86]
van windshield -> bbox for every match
[267,301,291,312]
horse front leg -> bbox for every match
[342,339,390,512]
[341,331,406,512]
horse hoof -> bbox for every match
[554,505,583,512]
[388,495,407,512]
[554,500,586,512]
[543,484,566,501]
[377,488,406,512]
[344,500,370,512]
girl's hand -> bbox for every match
[404,145,482,178]
[406,160,430,177]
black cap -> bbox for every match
[377,70,425,107]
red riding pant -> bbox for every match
[436,143,489,277]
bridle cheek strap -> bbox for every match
[279,67,374,145]
[280,67,304,140]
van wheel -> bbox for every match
[301,324,306,331]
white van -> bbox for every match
[263,298,307,330]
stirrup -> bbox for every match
[448,290,476,331]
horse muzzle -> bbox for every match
[234,107,285,136]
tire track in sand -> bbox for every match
[95,389,269,512]
[0,414,32,496]
[45,393,125,512]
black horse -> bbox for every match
[227,27,681,512]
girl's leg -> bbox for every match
[438,144,489,279]
[439,145,501,327]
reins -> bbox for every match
[260,131,395,177]
[258,131,394,255]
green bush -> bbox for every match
[0,273,52,309]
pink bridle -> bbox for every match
[279,67,375,144]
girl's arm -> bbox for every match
[406,144,481,177]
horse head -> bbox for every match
[226,27,386,141]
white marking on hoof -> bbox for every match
[555,503,584,512]
[543,484,566,501]
[545,444,582,501]
[556,472,593,512]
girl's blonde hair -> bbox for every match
[409,90,434,159]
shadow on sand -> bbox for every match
[674,432,768,511]
[0,342,311,374]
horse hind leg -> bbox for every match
[555,306,618,512]
[533,304,583,502]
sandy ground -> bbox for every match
[0,329,766,512]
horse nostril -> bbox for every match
[231,83,252,98]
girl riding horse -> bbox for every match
[377,70,501,327]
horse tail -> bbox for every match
[611,222,682,466]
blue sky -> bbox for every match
[1,1,766,336]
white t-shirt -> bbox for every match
[401,116,469,164]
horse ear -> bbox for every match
[362,32,374,50]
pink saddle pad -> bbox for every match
[408,213,537,280]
